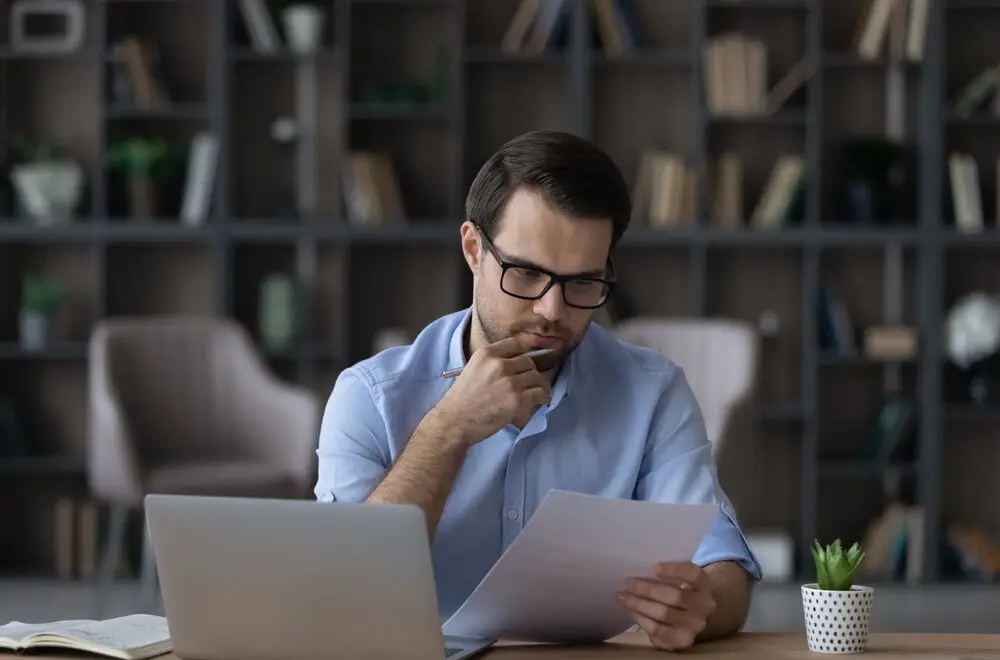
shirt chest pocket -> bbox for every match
[523,433,621,499]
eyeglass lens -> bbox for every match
[501,266,609,307]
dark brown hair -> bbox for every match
[465,130,632,249]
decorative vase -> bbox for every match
[282,5,325,54]
[19,310,49,351]
[259,274,296,350]
[801,584,874,654]
[10,160,83,224]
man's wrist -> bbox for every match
[417,405,473,452]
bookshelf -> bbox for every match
[1,0,998,586]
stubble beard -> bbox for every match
[473,287,585,370]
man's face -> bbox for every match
[462,187,614,364]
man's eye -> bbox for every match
[511,268,543,281]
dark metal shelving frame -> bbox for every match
[1,0,998,583]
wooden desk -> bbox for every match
[21,631,1000,659]
[485,632,1000,658]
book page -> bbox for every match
[0,614,170,651]
[0,620,92,645]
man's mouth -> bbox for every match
[521,332,564,349]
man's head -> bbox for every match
[460,130,631,365]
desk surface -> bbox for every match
[486,632,1000,658]
[21,631,1000,659]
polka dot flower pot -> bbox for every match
[801,583,874,654]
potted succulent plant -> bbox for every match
[19,274,66,350]
[106,136,171,220]
[802,539,873,654]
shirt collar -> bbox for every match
[445,307,578,409]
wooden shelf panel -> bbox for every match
[105,244,215,316]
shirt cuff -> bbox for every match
[692,504,764,582]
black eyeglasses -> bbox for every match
[475,225,616,310]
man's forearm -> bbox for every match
[365,409,468,538]
[699,561,754,640]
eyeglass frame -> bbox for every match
[473,223,617,310]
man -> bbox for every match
[315,130,761,651]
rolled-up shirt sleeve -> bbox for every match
[314,365,390,503]
[634,367,763,582]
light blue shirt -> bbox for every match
[315,308,762,621]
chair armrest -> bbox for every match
[88,330,144,505]
[239,369,321,494]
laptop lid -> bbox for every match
[145,494,449,660]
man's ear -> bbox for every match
[460,221,482,275]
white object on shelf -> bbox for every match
[745,529,794,582]
[373,328,410,354]
[9,0,85,54]
[19,311,49,351]
[802,584,874,654]
[282,5,325,54]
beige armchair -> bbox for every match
[612,317,759,460]
[88,316,320,609]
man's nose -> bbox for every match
[533,283,566,322]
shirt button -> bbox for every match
[507,510,518,520]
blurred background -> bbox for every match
[1,0,999,635]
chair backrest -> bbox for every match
[90,316,272,462]
[612,317,759,459]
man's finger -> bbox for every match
[487,335,532,358]
[503,353,541,374]
[628,610,694,651]
[618,592,680,626]
[655,561,706,587]
[619,592,708,631]
[623,578,687,610]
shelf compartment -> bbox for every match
[707,247,803,407]
[105,243,215,316]
[0,245,96,345]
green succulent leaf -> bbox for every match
[811,538,865,591]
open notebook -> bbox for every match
[0,613,171,659]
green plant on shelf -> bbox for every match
[21,275,66,317]
[106,137,172,179]
[106,136,179,219]
[7,135,56,164]
[811,538,866,591]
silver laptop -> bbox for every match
[144,494,495,660]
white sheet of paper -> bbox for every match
[442,489,719,644]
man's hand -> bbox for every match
[618,562,717,651]
[434,336,552,445]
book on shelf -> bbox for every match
[53,497,125,581]
[501,0,571,55]
[859,502,925,583]
[710,152,743,228]
[765,57,815,115]
[750,155,805,228]
[110,36,170,110]
[237,0,280,53]
[588,0,641,56]
[0,614,171,660]
[703,33,768,116]
[947,152,984,233]
[502,0,640,56]
[632,149,695,228]
[952,65,1000,118]
[179,132,219,228]
[343,150,406,226]
[854,0,928,61]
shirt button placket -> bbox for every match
[502,430,525,548]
